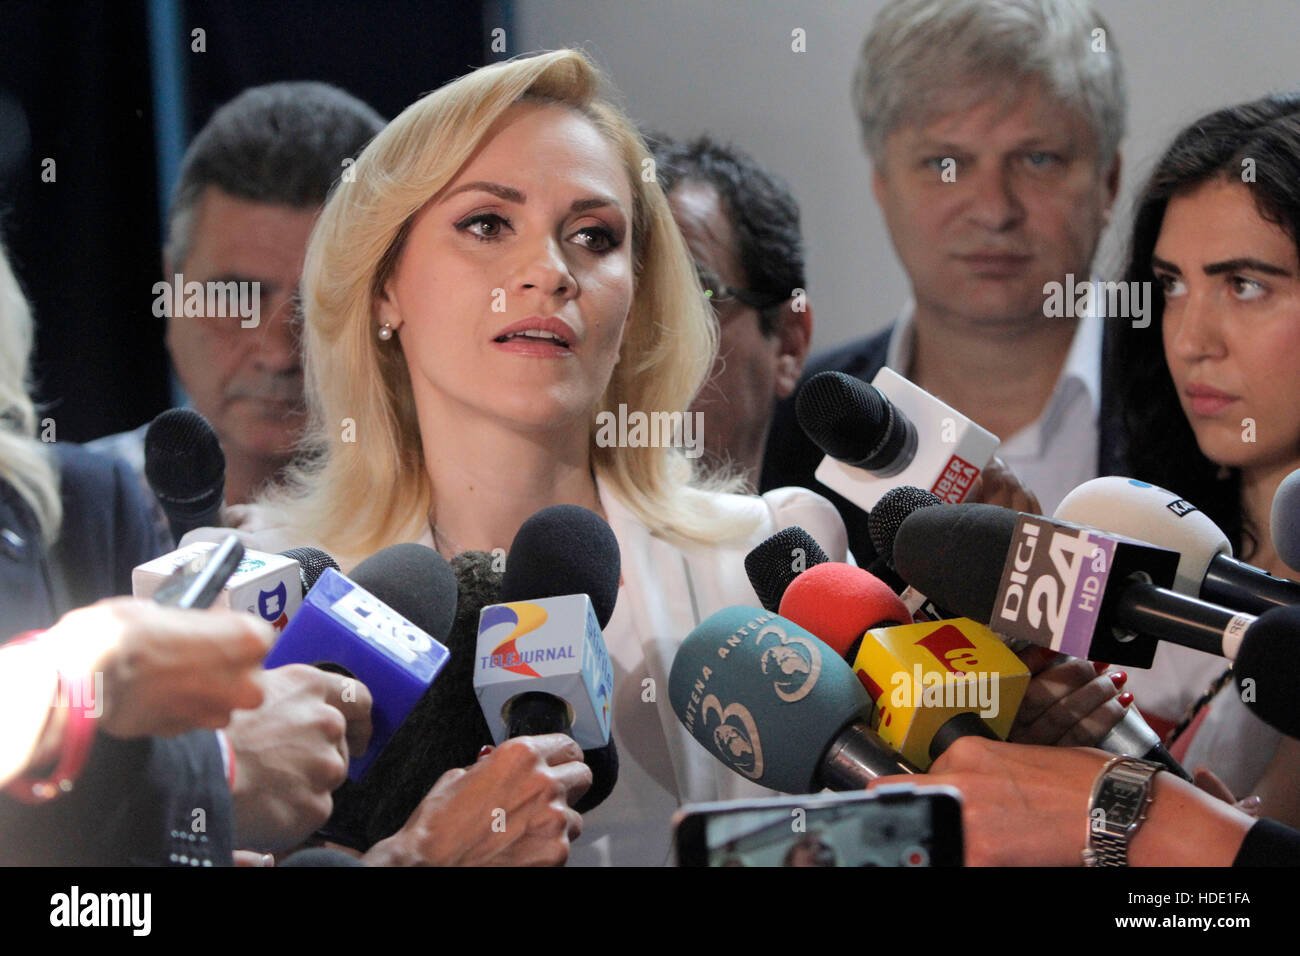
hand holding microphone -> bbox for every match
[226,664,374,852]
[363,734,591,867]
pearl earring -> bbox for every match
[378,322,394,341]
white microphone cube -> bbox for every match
[474,594,614,749]
[132,541,302,633]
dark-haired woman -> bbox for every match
[1110,93,1300,827]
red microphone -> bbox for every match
[779,562,913,662]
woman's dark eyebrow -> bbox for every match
[1150,255,1181,274]
[1202,257,1292,277]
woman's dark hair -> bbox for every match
[1108,93,1300,558]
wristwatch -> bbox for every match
[1083,756,1162,866]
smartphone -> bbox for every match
[673,784,963,867]
[151,535,245,610]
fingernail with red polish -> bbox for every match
[477,745,494,760]
[1118,692,1134,707]
[1110,671,1127,688]
[1093,661,1109,675]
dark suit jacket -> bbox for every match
[0,442,231,865]
[759,324,1123,563]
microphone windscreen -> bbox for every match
[327,550,500,849]
[869,486,943,568]
[501,505,620,628]
[796,371,908,468]
[1234,605,1300,738]
[573,737,619,814]
[893,503,1016,623]
[1055,476,1230,595]
[744,526,830,612]
[349,543,458,643]
[144,408,225,526]
[668,606,873,793]
[280,546,340,592]
[1272,468,1300,574]
[779,562,911,659]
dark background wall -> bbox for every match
[0,0,489,442]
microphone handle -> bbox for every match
[1115,582,1255,659]
[1203,555,1300,616]
[820,721,921,790]
[1098,709,1193,782]
[928,711,998,762]
[505,691,571,737]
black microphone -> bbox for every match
[743,526,830,612]
[488,505,621,814]
[144,408,226,543]
[1234,604,1300,738]
[797,371,917,476]
[893,503,1262,667]
[327,550,500,849]
[280,546,340,594]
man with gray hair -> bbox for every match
[762,0,1125,554]
[92,82,384,517]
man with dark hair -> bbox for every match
[652,135,812,488]
[92,82,385,513]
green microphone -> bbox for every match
[669,606,920,793]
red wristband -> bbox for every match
[4,631,99,804]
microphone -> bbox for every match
[1057,477,1300,614]
[144,408,225,543]
[851,619,1029,769]
[473,505,620,812]
[264,543,457,780]
[324,550,501,849]
[132,540,304,632]
[878,496,1193,778]
[797,369,999,513]
[868,485,951,621]
[744,526,830,612]
[892,503,1260,664]
[1271,468,1300,575]
[778,561,912,663]
[777,563,1027,769]
[668,606,920,793]
[1234,604,1300,738]
[281,546,341,594]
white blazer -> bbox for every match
[186,475,851,865]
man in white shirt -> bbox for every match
[762,0,1129,554]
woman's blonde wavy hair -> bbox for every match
[0,241,61,543]
[264,49,756,564]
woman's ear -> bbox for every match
[374,284,403,335]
